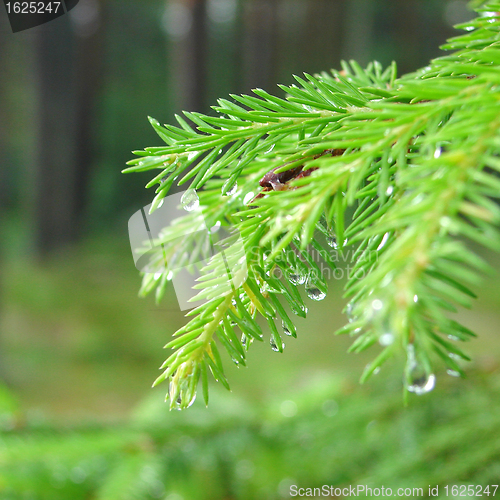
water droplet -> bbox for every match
[373,367,381,375]
[447,369,461,377]
[224,182,238,196]
[433,147,442,159]
[376,232,390,251]
[346,301,355,322]
[407,371,435,395]
[448,335,460,341]
[272,267,283,279]
[243,192,255,204]
[405,345,436,395]
[327,235,337,248]
[171,391,196,411]
[282,321,292,336]
[270,337,284,352]
[385,186,394,196]
[181,189,199,211]
[372,299,384,311]
[154,272,162,280]
[379,332,394,346]
[288,271,307,285]
[305,279,326,301]
[300,304,308,314]
[449,352,461,361]
[241,334,247,347]
[188,152,198,161]
[413,294,419,303]
[185,392,196,408]
[440,216,452,228]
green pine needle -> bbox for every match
[125,2,500,409]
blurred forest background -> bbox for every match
[1,1,500,498]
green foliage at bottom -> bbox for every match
[1,368,499,500]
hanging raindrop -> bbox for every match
[224,182,238,196]
[305,278,326,301]
[288,270,307,285]
[282,321,292,336]
[447,369,461,377]
[405,345,436,395]
[327,235,337,248]
[328,236,348,249]
[346,301,355,322]
[181,189,199,211]
[379,332,394,346]
[270,337,283,352]
[242,334,254,347]
[377,233,390,251]
[407,370,435,395]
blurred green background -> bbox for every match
[1,0,500,498]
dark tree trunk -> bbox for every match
[341,0,375,66]
[168,0,208,113]
[0,31,7,211]
[0,21,8,385]
[33,0,105,256]
[71,0,106,232]
[34,16,77,255]
[242,0,279,92]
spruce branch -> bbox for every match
[125,2,500,409]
